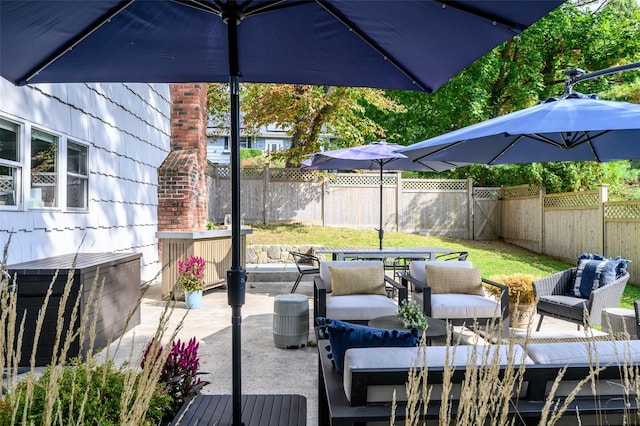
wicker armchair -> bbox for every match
[634,300,640,339]
[533,269,630,331]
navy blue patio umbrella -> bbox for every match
[302,141,467,249]
[399,92,640,165]
[0,1,564,423]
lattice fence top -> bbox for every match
[270,168,319,181]
[403,179,467,191]
[544,191,599,209]
[605,201,640,221]
[503,185,540,199]
[474,187,501,200]
[328,173,396,187]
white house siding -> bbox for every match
[0,79,170,284]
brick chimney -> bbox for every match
[158,83,208,232]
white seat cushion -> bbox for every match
[326,293,397,321]
[412,293,500,320]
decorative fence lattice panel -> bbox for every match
[328,174,396,187]
[402,179,467,191]
[544,191,599,209]
[605,201,640,222]
[503,185,540,199]
[473,187,500,200]
[270,168,319,182]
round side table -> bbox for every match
[368,315,449,345]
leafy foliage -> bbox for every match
[176,256,206,291]
[397,300,428,331]
[142,337,209,417]
[1,358,172,426]
[486,273,539,304]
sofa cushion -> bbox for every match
[320,260,382,292]
[408,260,472,290]
[426,264,483,295]
[430,293,501,319]
[317,317,419,375]
[329,265,386,296]
[526,340,640,365]
[343,344,533,403]
[326,293,398,321]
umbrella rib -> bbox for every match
[434,1,527,33]
[17,1,135,85]
[315,1,433,93]
[489,135,523,164]
[412,140,467,163]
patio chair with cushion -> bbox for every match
[313,260,407,324]
[400,260,509,336]
[635,300,640,339]
[534,259,631,331]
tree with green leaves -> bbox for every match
[207,83,402,167]
[368,0,640,196]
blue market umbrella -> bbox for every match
[0,1,564,423]
[302,141,467,248]
[399,92,640,165]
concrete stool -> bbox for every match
[273,293,309,349]
[602,308,637,338]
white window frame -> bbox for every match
[0,117,22,211]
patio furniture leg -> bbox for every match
[290,274,303,293]
[536,314,544,331]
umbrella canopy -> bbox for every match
[399,93,640,165]
[0,1,565,423]
[302,141,467,248]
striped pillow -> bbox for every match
[572,259,617,298]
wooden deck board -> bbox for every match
[170,394,306,426]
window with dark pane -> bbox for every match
[67,141,88,209]
[30,129,58,208]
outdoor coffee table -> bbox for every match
[368,315,449,345]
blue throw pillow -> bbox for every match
[316,317,419,374]
[613,256,631,278]
[572,258,617,298]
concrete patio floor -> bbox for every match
[101,275,611,425]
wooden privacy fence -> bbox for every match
[207,166,639,285]
[502,184,639,285]
[207,165,473,238]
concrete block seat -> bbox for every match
[313,260,407,324]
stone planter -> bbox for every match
[510,302,536,329]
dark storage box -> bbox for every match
[8,252,142,366]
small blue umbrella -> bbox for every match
[399,93,640,165]
[302,141,467,248]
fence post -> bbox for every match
[599,184,608,256]
[263,166,270,225]
[539,187,545,254]
[322,175,327,227]
[467,178,473,240]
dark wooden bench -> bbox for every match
[317,338,639,425]
[170,394,306,425]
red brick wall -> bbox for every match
[158,83,208,232]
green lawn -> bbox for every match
[247,224,640,309]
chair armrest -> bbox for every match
[634,300,640,339]
[400,274,431,315]
[314,276,330,318]
[482,278,509,321]
[384,275,408,305]
[587,272,630,325]
[533,269,575,298]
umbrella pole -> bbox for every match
[225,7,246,426]
[378,165,383,250]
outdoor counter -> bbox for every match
[157,228,252,300]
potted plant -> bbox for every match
[176,256,206,309]
[397,299,428,331]
[486,273,538,329]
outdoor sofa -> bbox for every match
[317,335,640,425]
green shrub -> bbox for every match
[2,358,172,425]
